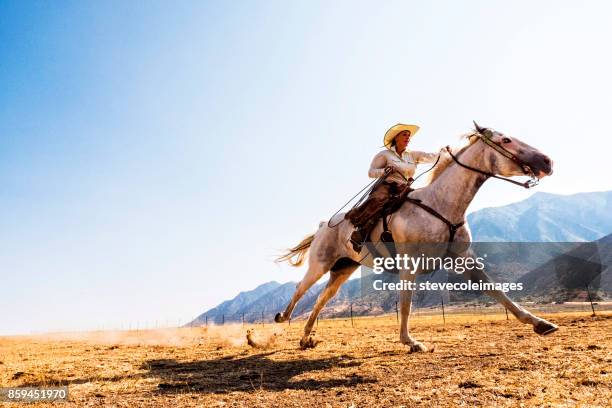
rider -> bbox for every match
[346,124,439,252]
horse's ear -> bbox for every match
[473,120,485,134]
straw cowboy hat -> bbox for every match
[383,124,420,149]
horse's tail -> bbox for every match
[276,233,315,267]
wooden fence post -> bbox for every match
[395,301,399,323]
[440,295,446,325]
[586,284,596,316]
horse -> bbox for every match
[275,122,558,351]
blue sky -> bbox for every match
[1,1,611,335]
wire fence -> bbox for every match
[26,299,611,337]
[56,298,610,335]
[189,299,612,330]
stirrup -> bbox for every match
[350,237,363,253]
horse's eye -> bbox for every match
[502,137,512,144]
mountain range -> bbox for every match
[190,190,612,325]
[467,190,612,241]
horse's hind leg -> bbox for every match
[299,263,358,349]
[398,268,428,352]
[275,256,332,323]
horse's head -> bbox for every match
[473,121,553,179]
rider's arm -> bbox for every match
[368,151,388,178]
[412,150,440,164]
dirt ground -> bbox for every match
[1,311,611,407]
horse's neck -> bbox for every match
[420,143,490,222]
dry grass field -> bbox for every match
[1,310,611,407]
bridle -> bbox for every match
[445,130,540,189]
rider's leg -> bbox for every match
[347,183,392,251]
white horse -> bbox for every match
[276,123,558,351]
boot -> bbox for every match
[350,218,377,253]
[350,228,364,253]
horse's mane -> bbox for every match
[424,133,479,185]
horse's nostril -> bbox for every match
[543,157,551,166]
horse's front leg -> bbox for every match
[461,259,558,335]
[398,268,428,352]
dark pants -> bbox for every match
[346,181,403,244]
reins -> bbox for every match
[327,154,442,228]
[400,131,540,240]
[329,129,541,248]
[445,133,540,189]
[369,130,543,264]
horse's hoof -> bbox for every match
[534,320,558,336]
[274,312,283,323]
[299,336,320,349]
[409,342,428,353]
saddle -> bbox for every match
[363,185,414,262]
[362,184,466,269]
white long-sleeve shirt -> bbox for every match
[369,149,438,185]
